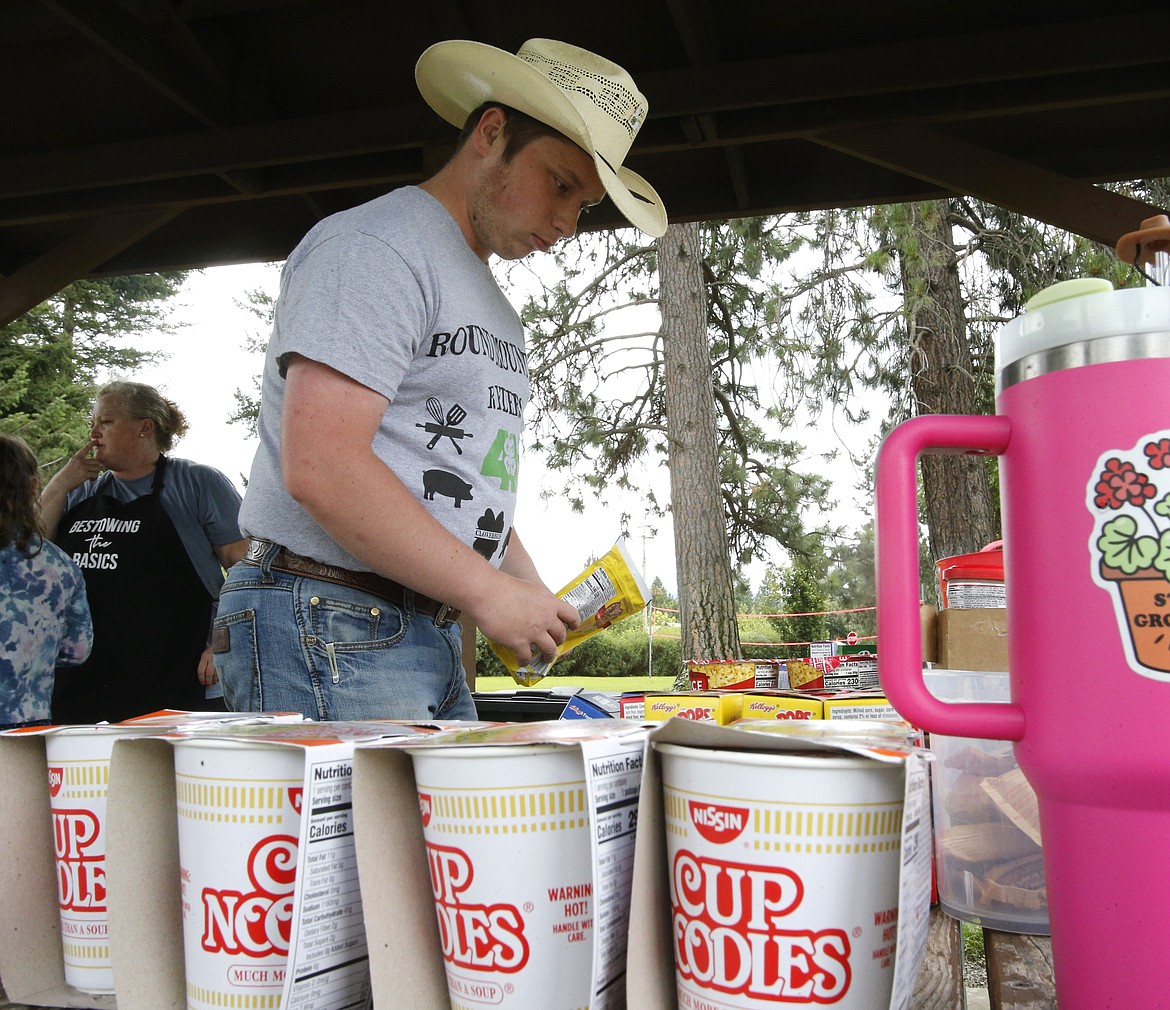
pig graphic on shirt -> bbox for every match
[423,469,474,508]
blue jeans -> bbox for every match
[212,545,477,722]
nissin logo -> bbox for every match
[688,801,747,844]
[418,792,432,828]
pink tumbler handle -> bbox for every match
[875,414,1025,741]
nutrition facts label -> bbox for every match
[581,734,647,1010]
[564,569,616,617]
[890,752,934,1010]
[947,581,1007,608]
[284,744,373,1010]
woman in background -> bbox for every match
[40,381,247,722]
[0,433,93,729]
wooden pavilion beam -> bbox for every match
[0,208,183,326]
[36,0,230,127]
[813,124,1167,247]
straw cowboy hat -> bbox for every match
[416,38,668,238]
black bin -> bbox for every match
[472,690,569,722]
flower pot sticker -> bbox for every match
[1090,435,1170,679]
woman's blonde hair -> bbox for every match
[98,381,189,451]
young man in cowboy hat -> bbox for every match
[215,38,667,721]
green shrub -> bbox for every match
[555,633,626,677]
[648,633,683,683]
[476,616,660,680]
[474,633,510,678]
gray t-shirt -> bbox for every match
[239,186,527,572]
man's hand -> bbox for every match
[471,574,581,665]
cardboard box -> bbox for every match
[936,608,1009,671]
[822,690,902,722]
[687,659,781,691]
[350,721,650,1009]
[836,655,880,690]
[739,690,823,720]
[0,729,114,1009]
[784,655,881,692]
[618,693,646,719]
[922,604,939,664]
[643,692,743,725]
[625,719,935,1009]
[560,690,621,719]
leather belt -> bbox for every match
[244,539,460,627]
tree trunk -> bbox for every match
[659,221,742,680]
[898,201,998,562]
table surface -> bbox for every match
[912,907,1057,1010]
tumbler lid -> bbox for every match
[996,281,1170,377]
[1024,277,1111,309]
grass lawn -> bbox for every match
[473,675,677,693]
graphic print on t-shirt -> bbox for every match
[415,397,473,454]
[422,469,474,508]
[480,429,519,492]
[473,508,507,560]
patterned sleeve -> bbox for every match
[55,563,94,667]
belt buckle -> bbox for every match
[433,603,459,627]
[245,538,271,564]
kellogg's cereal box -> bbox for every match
[739,690,824,721]
[643,692,743,725]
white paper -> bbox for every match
[580,733,647,1009]
[282,742,372,1010]
[889,751,934,1010]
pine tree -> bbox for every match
[0,273,186,467]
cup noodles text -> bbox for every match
[426,840,530,973]
[43,729,130,994]
[671,842,854,1000]
[174,739,304,1010]
[658,743,905,1009]
[409,745,596,1009]
[54,805,105,915]
[199,834,297,959]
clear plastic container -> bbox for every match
[925,668,1049,934]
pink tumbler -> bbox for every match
[876,278,1170,1010]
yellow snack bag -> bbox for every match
[490,538,650,686]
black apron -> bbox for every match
[52,456,212,723]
